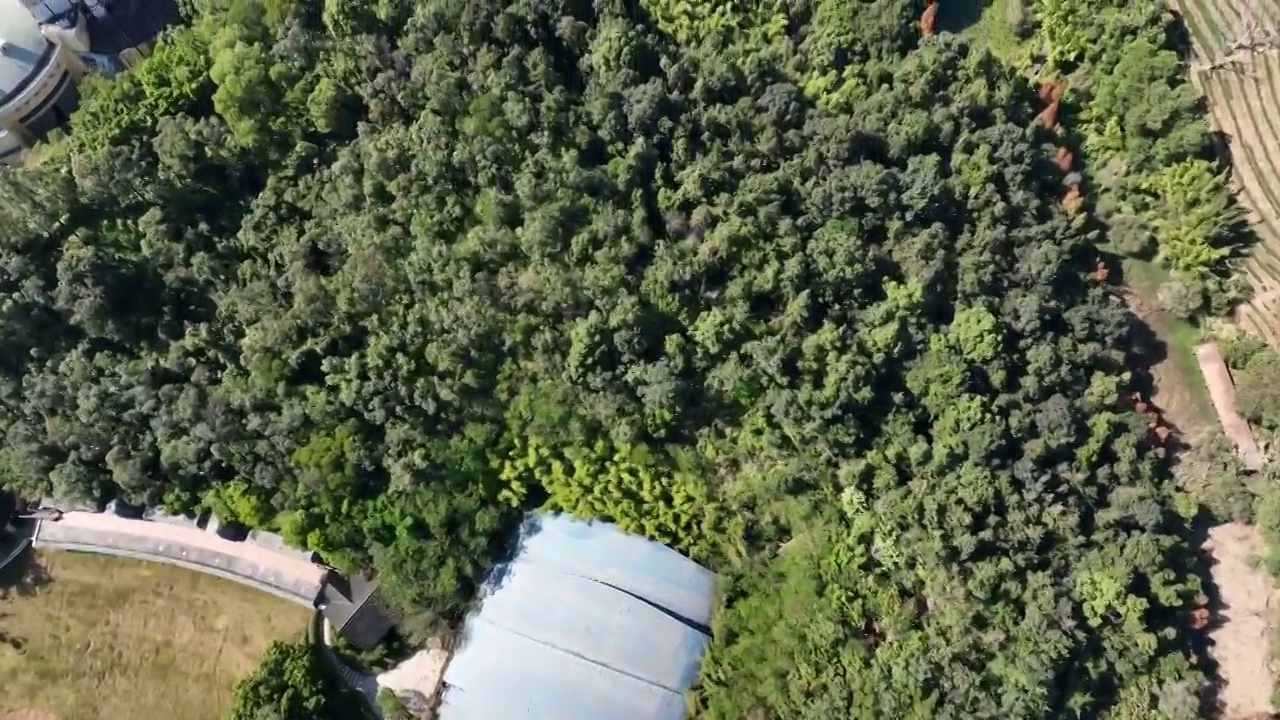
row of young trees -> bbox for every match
[0,0,1224,717]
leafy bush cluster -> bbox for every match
[1034,0,1248,316]
[0,0,1214,717]
[227,640,350,720]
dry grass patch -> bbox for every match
[0,550,310,720]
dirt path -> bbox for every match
[1205,522,1280,719]
[1123,289,1214,435]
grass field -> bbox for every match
[1120,258,1217,433]
[0,550,311,720]
[1174,0,1280,346]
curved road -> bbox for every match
[20,510,384,714]
[31,511,327,606]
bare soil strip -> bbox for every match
[1204,523,1280,719]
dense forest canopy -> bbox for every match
[0,0,1223,717]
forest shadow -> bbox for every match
[0,546,51,600]
[476,512,546,598]
[1106,252,1215,440]
[1209,130,1235,180]
[1115,278,1170,400]
[1124,307,1196,462]
[1164,9,1195,63]
[936,0,988,35]
[1205,130,1261,263]
[0,608,25,651]
[1188,512,1226,720]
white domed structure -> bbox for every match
[0,0,180,163]
[0,0,82,162]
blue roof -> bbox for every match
[439,513,717,720]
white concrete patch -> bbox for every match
[377,646,450,700]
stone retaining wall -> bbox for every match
[35,538,316,607]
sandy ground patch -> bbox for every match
[378,644,450,698]
[1205,522,1280,719]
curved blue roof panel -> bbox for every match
[439,512,717,720]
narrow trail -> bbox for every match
[1122,289,1210,436]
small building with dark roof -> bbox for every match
[104,497,144,519]
[319,570,394,650]
[204,513,250,542]
[22,0,179,57]
[81,0,180,56]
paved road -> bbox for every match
[33,511,327,606]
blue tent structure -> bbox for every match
[437,513,718,720]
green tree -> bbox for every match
[1236,350,1280,429]
[0,5,1212,717]
[1145,159,1238,274]
[227,641,342,720]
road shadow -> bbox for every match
[1118,287,1180,424]
[0,546,52,600]
[1110,267,1224,715]
[1125,311,1167,387]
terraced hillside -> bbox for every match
[1176,0,1280,344]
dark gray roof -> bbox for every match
[205,514,249,541]
[84,0,181,55]
[20,0,78,29]
[105,498,144,519]
[321,571,392,650]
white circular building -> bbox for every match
[0,0,181,163]
[0,0,82,162]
